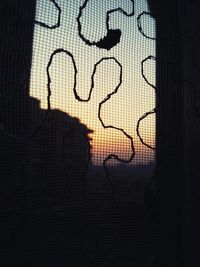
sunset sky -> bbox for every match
[30,0,156,165]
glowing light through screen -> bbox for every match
[30,0,156,166]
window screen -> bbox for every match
[31,0,156,201]
[0,0,157,266]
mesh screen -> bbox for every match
[30,0,156,168]
[2,0,200,266]
[0,0,158,266]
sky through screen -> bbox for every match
[30,0,156,166]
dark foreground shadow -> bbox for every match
[0,1,157,266]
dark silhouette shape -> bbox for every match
[0,2,94,266]
[147,0,200,266]
[0,0,161,266]
[193,36,200,71]
[95,29,121,50]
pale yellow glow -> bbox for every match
[30,0,156,165]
